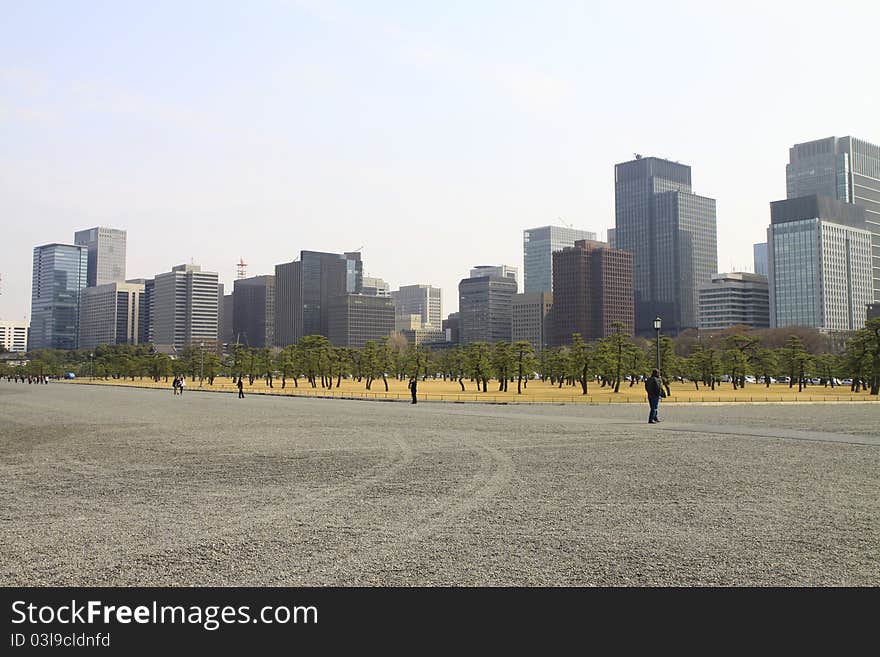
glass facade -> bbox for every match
[753,243,768,276]
[787,136,880,301]
[232,275,275,347]
[523,226,597,293]
[29,244,88,350]
[458,276,517,344]
[769,217,872,331]
[614,157,717,334]
[74,227,127,287]
[392,284,442,328]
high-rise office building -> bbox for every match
[151,264,219,352]
[391,284,442,329]
[606,228,616,249]
[126,278,154,346]
[469,265,518,281]
[0,320,28,352]
[361,277,391,297]
[28,244,88,350]
[458,275,517,344]
[698,273,769,331]
[614,156,717,334]
[768,196,872,331]
[550,240,634,345]
[274,251,363,346]
[511,292,553,350]
[221,294,234,345]
[523,226,597,293]
[442,313,460,344]
[753,243,768,277]
[327,295,395,349]
[73,227,127,287]
[78,281,146,350]
[233,275,275,347]
[786,136,880,301]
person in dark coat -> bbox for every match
[644,368,666,424]
[409,377,418,404]
[237,377,245,399]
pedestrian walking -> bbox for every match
[237,377,244,399]
[409,377,418,404]
[172,376,179,395]
[644,368,666,424]
[178,376,185,395]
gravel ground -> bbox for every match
[1,382,877,586]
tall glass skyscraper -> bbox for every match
[786,136,880,301]
[768,196,872,331]
[614,156,717,334]
[753,242,768,277]
[74,226,127,287]
[523,225,597,293]
[29,243,88,350]
[273,251,363,346]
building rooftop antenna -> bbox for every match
[236,257,248,280]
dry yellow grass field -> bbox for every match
[69,376,880,403]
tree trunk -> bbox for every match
[382,375,389,392]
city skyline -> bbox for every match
[2,2,878,322]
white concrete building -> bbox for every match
[0,320,29,352]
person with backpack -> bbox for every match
[644,368,666,424]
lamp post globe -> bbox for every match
[653,317,662,374]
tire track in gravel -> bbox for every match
[295,441,515,584]
[77,433,417,585]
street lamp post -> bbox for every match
[653,317,662,374]
[89,353,94,380]
[199,342,205,387]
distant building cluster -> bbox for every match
[16,134,879,354]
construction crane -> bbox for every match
[557,217,573,229]
[236,257,248,280]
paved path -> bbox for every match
[1,382,877,585]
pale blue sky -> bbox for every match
[2,0,878,320]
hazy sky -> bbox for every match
[2,0,878,321]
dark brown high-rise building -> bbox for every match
[550,240,634,345]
